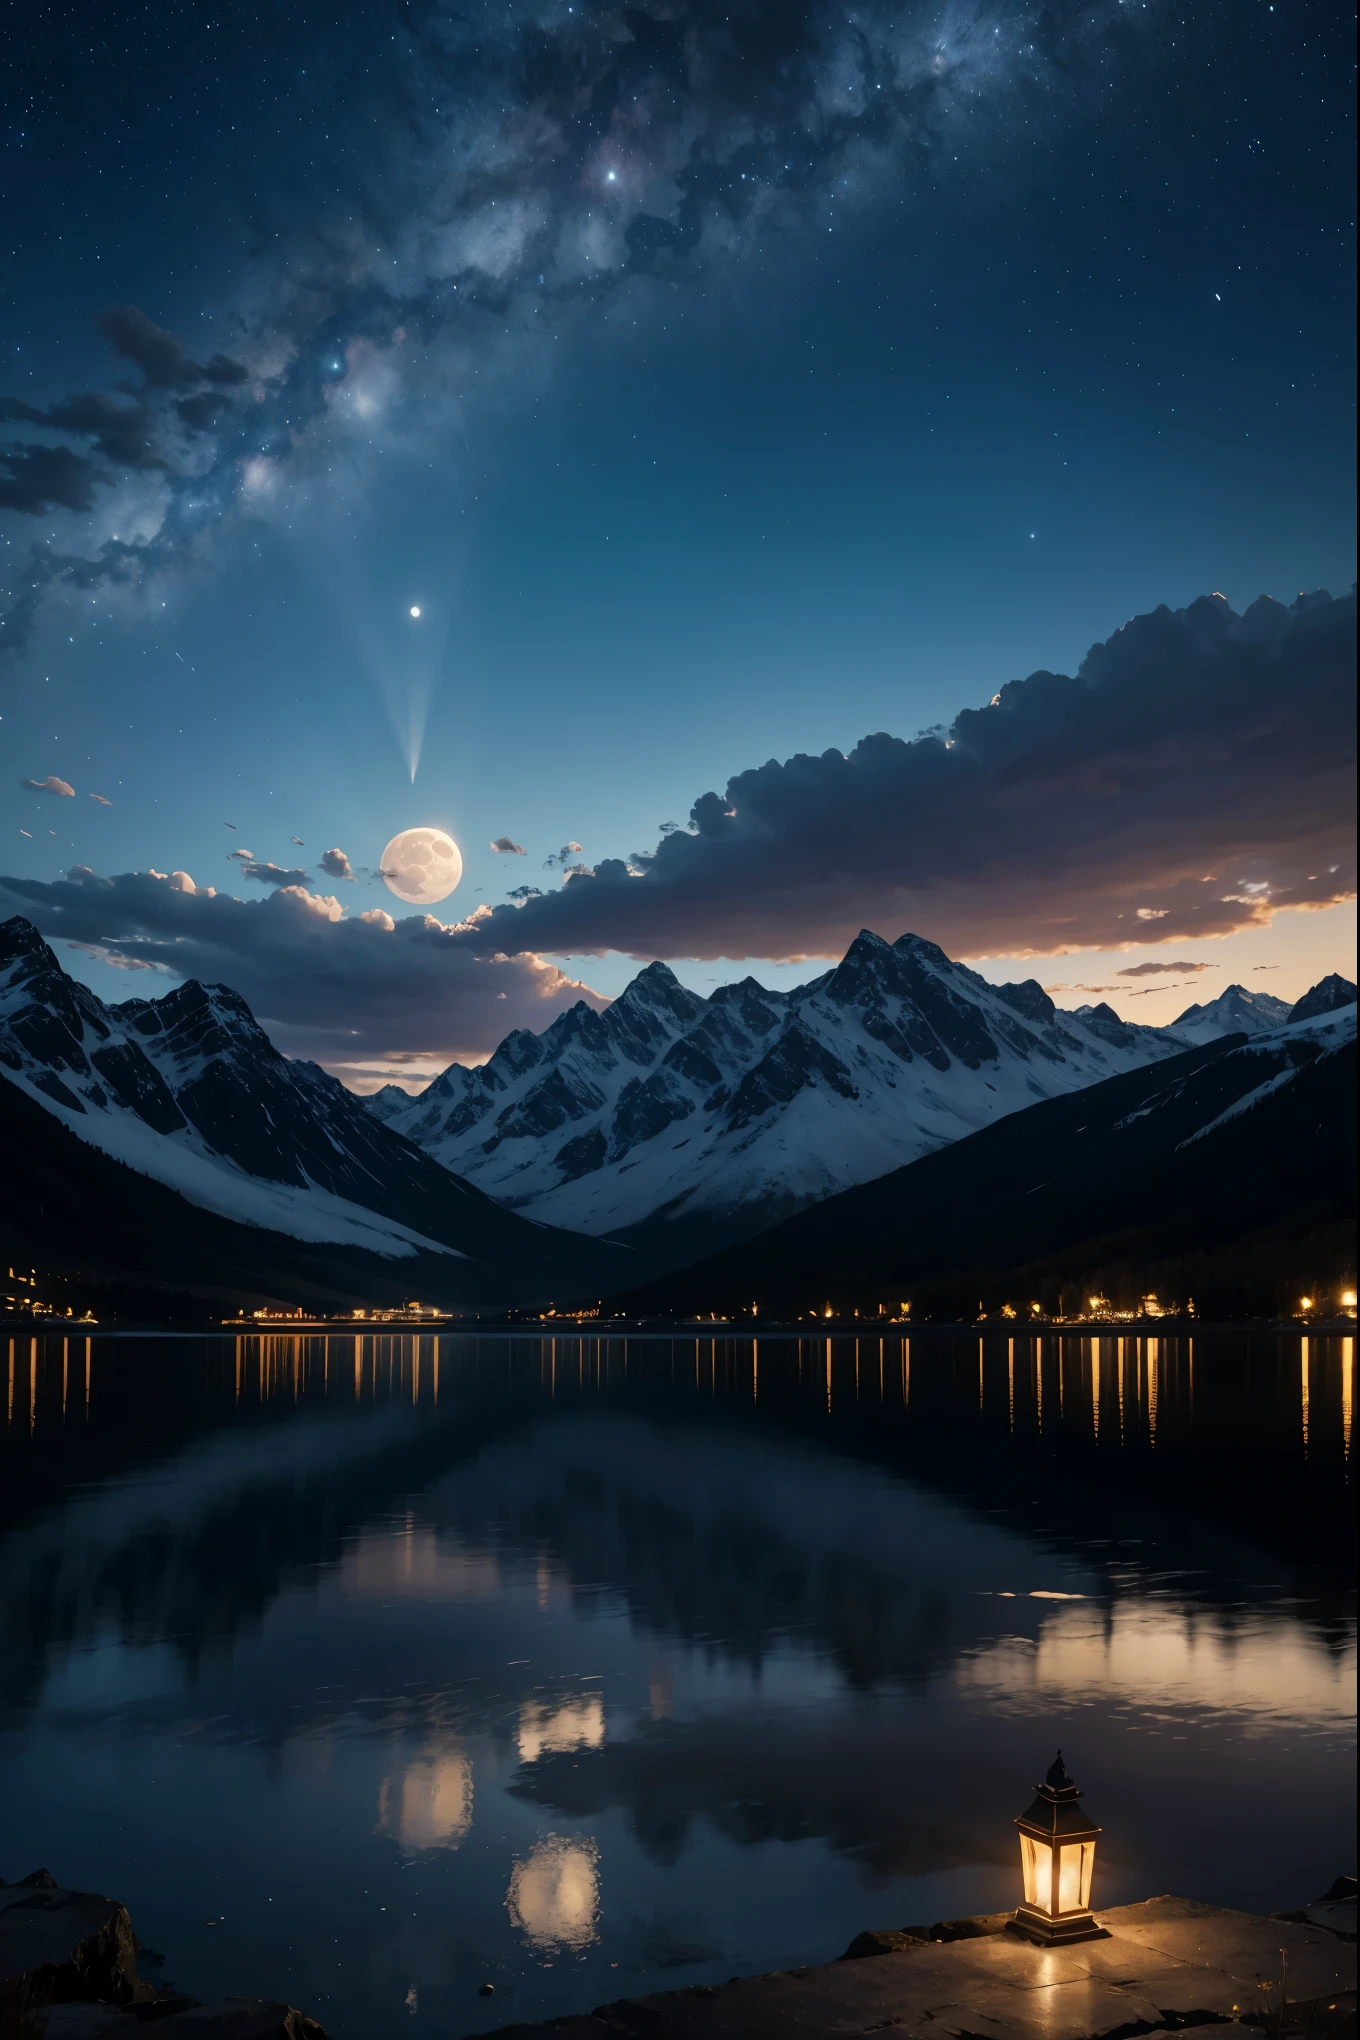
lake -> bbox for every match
[0,1329,1353,2038]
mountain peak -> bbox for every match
[0,915,55,970]
[992,979,1057,1026]
[1289,974,1358,1024]
[891,932,952,968]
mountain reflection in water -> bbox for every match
[0,1330,1353,2040]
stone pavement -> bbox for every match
[481,1896,1356,2040]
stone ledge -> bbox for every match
[477,1897,1357,2040]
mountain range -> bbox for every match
[367,929,1235,1265]
[0,916,629,1311]
[1,909,1352,1316]
[617,999,1357,1320]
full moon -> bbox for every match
[408,604,421,618]
[380,827,463,906]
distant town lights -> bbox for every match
[1342,1291,1358,1310]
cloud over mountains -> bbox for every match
[0,867,603,1062]
[461,586,1357,962]
[1,588,1352,1063]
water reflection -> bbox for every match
[380,1753,474,1851]
[506,1835,601,1951]
[0,1330,1352,2040]
[518,1696,605,1766]
[5,1326,1355,1453]
[960,1602,1356,1731]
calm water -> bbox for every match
[0,1331,1353,2038]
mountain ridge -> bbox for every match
[368,927,1217,1260]
[613,1000,1357,1319]
[0,915,629,1302]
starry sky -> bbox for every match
[1,0,1355,1084]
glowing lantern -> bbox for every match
[1012,1752,1108,1945]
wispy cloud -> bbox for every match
[1115,959,1215,977]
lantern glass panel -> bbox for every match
[1058,1840,1095,1913]
[1020,1834,1052,1911]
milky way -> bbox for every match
[1,0,1146,650]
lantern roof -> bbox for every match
[1015,1749,1102,1841]
[1040,1750,1081,1801]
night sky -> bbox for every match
[2,0,1354,1084]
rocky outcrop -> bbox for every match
[0,1870,152,2010]
[0,1872,325,2040]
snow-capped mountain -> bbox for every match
[1170,982,1292,1042]
[370,929,1203,1246]
[1287,973,1358,1024]
[0,916,624,1296]
[622,993,1358,1317]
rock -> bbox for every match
[1275,1877,1359,1944]
[41,2003,324,2040]
[842,1910,1013,1958]
[840,1930,929,1959]
[919,1911,1014,1943]
[1,1875,325,2040]
[141,1999,326,2040]
[0,1872,153,2008]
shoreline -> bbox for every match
[5,1877,1353,2040]
[3,1314,1353,1338]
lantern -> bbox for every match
[1012,1752,1109,1945]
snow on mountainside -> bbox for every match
[0,916,604,1279]
[371,929,1204,1240]
[1171,997,1357,1144]
[1170,982,1292,1042]
[619,994,1357,1318]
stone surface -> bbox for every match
[0,1871,153,2007]
[1,1872,326,2040]
[41,2002,327,2040]
[841,1930,928,1959]
[476,1897,1359,2040]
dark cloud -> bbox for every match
[0,443,105,513]
[237,859,312,888]
[1116,960,1215,978]
[0,309,247,530]
[543,841,584,869]
[0,392,163,468]
[317,847,355,880]
[447,589,1356,965]
[1,0,1143,633]
[94,305,246,392]
[202,353,250,387]
[0,867,603,1062]
[176,391,232,433]
[490,836,527,855]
